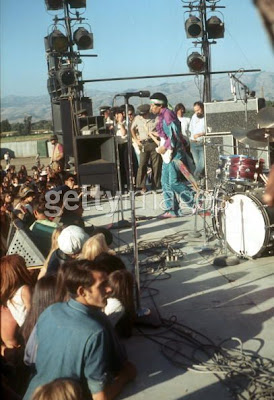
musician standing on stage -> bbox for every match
[131,104,162,193]
[189,101,206,181]
[150,92,195,218]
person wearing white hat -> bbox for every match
[46,225,89,276]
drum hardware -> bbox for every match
[256,107,274,128]
[213,193,240,266]
[247,128,274,143]
[194,190,216,252]
[187,192,202,239]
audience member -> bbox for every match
[23,259,136,400]
[46,225,89,276]
[1,255,33,352]
[30,378,84,400]
[80,233,115,261]
[104,270,135,337]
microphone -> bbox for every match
[115,91,150,98]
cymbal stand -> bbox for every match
[187,191,202,238]
[194,190,215,252]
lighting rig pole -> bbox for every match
[44,0,95,162]
[183,0,225,102]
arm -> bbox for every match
[130,125,142,146]
[21,285,32,311]
[93,361,137,400]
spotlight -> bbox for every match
[45,0,63,10]
[73,28,94,50]
[57,66,76,87]
[67,0,86,8]
[47,76,61,95]
[187,52,205,72]
[206,16,225,39]
[185,15,203,38]
[46,30,69,53]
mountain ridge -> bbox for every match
[1,72,273,123]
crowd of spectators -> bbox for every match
[0,159,137,400]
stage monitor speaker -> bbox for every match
[76,134,118,192]
[7,229,45,267]
[204,98,265,135]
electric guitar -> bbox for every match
[147,132,173,164]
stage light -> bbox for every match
[67,0,86,8]
[46,30,69,53]
[57,66,76,87]
[187,52,205,72]
[45,0,63,10]
[73,28,94,50]
[206,16,225,39]
[185,15,203,38]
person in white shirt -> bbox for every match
[189,101,206,180]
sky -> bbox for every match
[0,0,273,98]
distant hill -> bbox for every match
[1,72,273,123]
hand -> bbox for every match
[134,139,142,147]
[157,146,167,154]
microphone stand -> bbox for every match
[123,96,151,318]
[110,97,131,229]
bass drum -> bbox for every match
[212,187,274,258]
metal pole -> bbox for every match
[201,0,211,102]
[124,98,141,310]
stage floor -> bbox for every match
[84,190,274,400]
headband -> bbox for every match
[150,99,165,105]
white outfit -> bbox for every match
[104,297,125,326]
[115,122,127,144]
[189,114,205,142]
[178,116,191,140]
[7,285,28,327]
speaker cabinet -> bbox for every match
[76,135,118,192]
[204,99,264,135]
[51,99,74,157]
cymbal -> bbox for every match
[231,128,267,147]
[247,127,274,142]
[257,107,274,128]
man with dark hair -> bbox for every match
[50,134,64,172]
[189,101,206,180]
[131,104,162,192]
[150,92,195,218]
[23,260,136,400]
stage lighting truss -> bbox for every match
[73,27,94,50]
[206,15,225,39]
[185,15,203,38]
[187,52,206,72]
[45,0,63,10]
[45,30,69,53]
[67,0,86,9]
[57,65,77,87]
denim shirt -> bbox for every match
[23,299,127,400]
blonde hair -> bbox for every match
[80,233,115,261]
[31,378,83,400]
[44,227,63,270]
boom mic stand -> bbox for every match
[109,97,131,229]
[116,91,156,321]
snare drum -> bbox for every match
[212,187,274,258]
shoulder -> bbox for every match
[104,298,124,315]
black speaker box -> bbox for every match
[51,99,75,157]
[76,135,118,192]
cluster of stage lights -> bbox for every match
[185,11,225,73]
[45,0,93,90]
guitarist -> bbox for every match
[150,92,195,218]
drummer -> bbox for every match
[263,165,274,206]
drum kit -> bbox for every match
[210,107,274,259]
